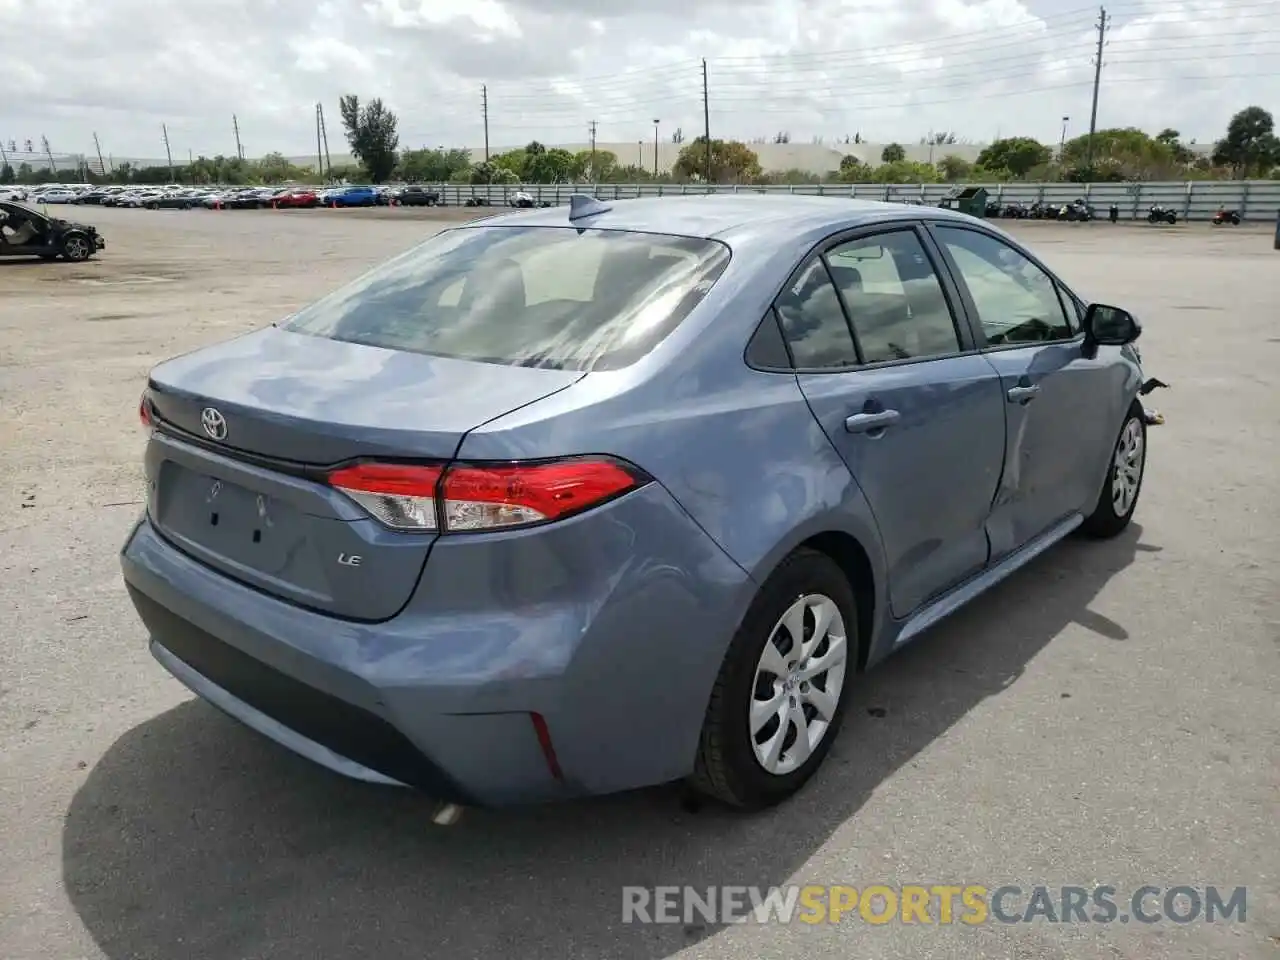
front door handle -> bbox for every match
[845,409,901,433]
[1007,384,1040,404]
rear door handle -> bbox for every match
[1007,384,1040,403]
[845,410,901,433]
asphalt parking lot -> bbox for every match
[1,206,1277,960]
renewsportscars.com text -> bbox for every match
[621,885,1247,926]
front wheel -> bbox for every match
[690,549,857,809]
[61,234,94,262]
[1081,403,1147,539]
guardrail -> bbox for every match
[424,180,1280,222]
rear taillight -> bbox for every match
[326,457,646,533]
[139,391,153,430]
[327,463,442,530]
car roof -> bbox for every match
[465,193,982,242]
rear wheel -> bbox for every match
[1081,402,1147,539]
[61,234,93,262]
[690,549,856,809]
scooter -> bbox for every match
[1146,204,1177,225]
[1211,207,1241,225]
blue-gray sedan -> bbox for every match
[121,194,1162,810]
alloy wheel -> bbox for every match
[63,237,90,261]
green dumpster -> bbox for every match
[950,186,989,218]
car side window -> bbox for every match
[775,260,859,368]
[933,226,1075,345]
[826,230,961,363]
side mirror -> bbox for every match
[1083,303,1141,346]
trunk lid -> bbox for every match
[145,327,583,621]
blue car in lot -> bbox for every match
[325,185,379,207]
[122,194,1164,812]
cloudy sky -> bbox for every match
[2,0,1276,163]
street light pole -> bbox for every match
[653,119,660,178]
[1060,116,1070,161]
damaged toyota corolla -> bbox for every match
[121,194,1166,816]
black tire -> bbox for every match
[60,233,94,262]
[690,549,858,809]
[1080,401,1147,539]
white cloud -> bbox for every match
[1,0,1276,165]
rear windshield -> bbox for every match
[280,225,731,371]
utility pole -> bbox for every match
[0,138,8,172]
[317,102,332,179]
[588,120,597,182]
[315,103,324,179]
[481,85,490,163]
[1085,6,1107,174]
[701,59,711,186]
[653,119,660,178]
[233,113,244,160]
[93,132,107,176]
[41,136,56,175]
[161,124,175,182]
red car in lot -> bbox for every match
[270,188,319,209]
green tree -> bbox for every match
[255,152,306,183]
[338,94,400,183]
[526,147,574,183]
[0,163,12,184]
[836,154,871,182]
[398,147,472,182]
[572,149,618,181]
[1212,106,1279,177]
[673,137,762,182]
[1061,127,1175,180]
[872,160,938,183]
[975,137,1051,178]
[937,154,972,181]
[880,142,906,163]
[1155,128,1194,164]
[468,161,518,185]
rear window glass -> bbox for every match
[281,226,731,371]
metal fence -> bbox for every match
[425,180,1280,222]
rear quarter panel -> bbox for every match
[457,233,892,661]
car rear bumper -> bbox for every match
[120,484,752,806]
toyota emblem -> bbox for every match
[200,407,228,441]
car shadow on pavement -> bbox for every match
[63,524,1150,960]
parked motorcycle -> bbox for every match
[510,190,537,209]
[1002,202,1028,219]
[1211,207,1241,225]
[1146,204,1177,225]
[1062,199,1094,222]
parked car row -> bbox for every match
[13,182,444,210]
